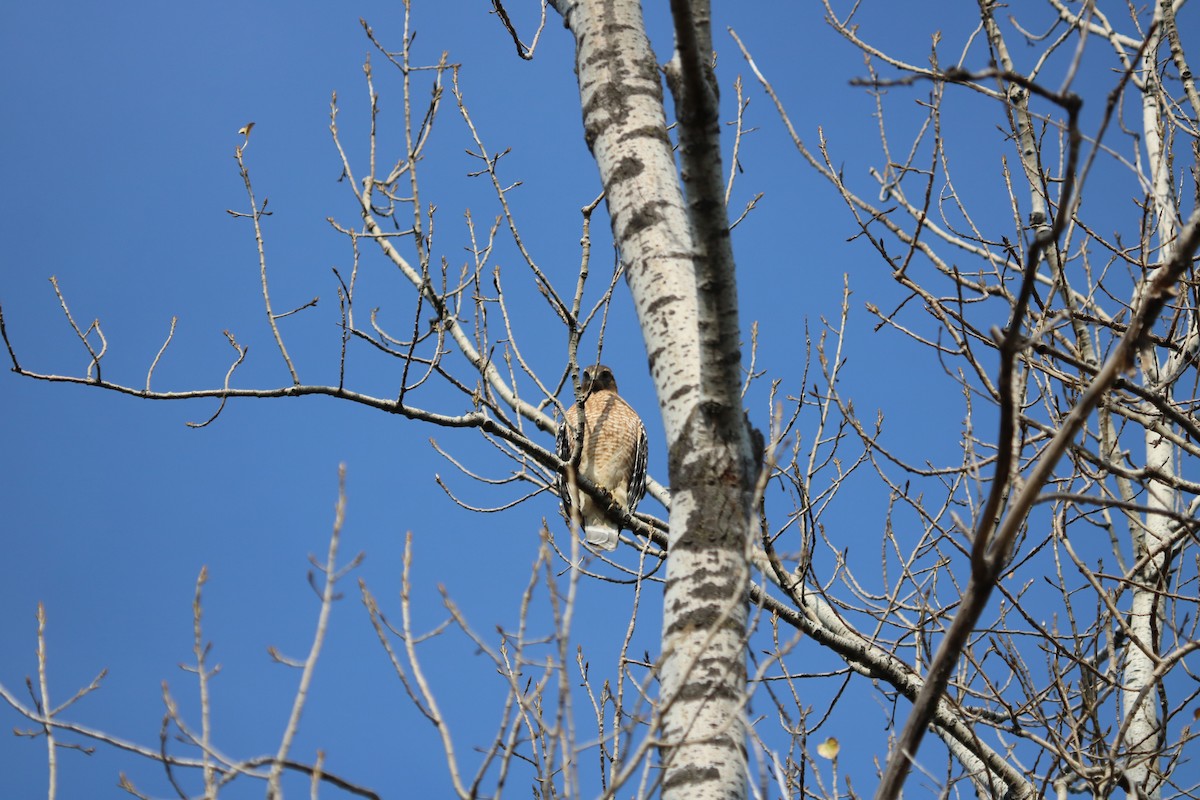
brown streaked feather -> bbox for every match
[556,365,648,549]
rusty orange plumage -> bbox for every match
[556,365,648,550]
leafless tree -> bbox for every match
[3,1,1199,799]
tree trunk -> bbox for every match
[1124,12,1174,797]
[552,1,755,797]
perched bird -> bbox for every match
[556,364,649,550]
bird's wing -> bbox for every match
[554,402,588,515]
[626,415,649,515]
[555,404,578,514]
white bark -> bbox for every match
[1123,12,1173,798]
[552,2,753,797]
[552,0,701,441]
[1123,433,1169,800]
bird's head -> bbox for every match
[581,364,617,395]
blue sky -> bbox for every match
[1,2,1179,798]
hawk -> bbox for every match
[556,364,649,551]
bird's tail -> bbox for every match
[584,522,619,551]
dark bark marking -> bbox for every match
[619,124,672,146]
[664,602,745,637]
[646,293,683,314]
[663,763,721,790]
[674,674,743,703]
[610,154,645,183]
[667,382,695,403]
[622,199,668,239]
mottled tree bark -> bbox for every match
[551,1,756,797]
[1123,9,1173,798]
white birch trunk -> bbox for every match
[1123,435,1169,800]
[552,1,753,797]
[1124,14,1174,797]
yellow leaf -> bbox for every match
[817,737,840,759]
